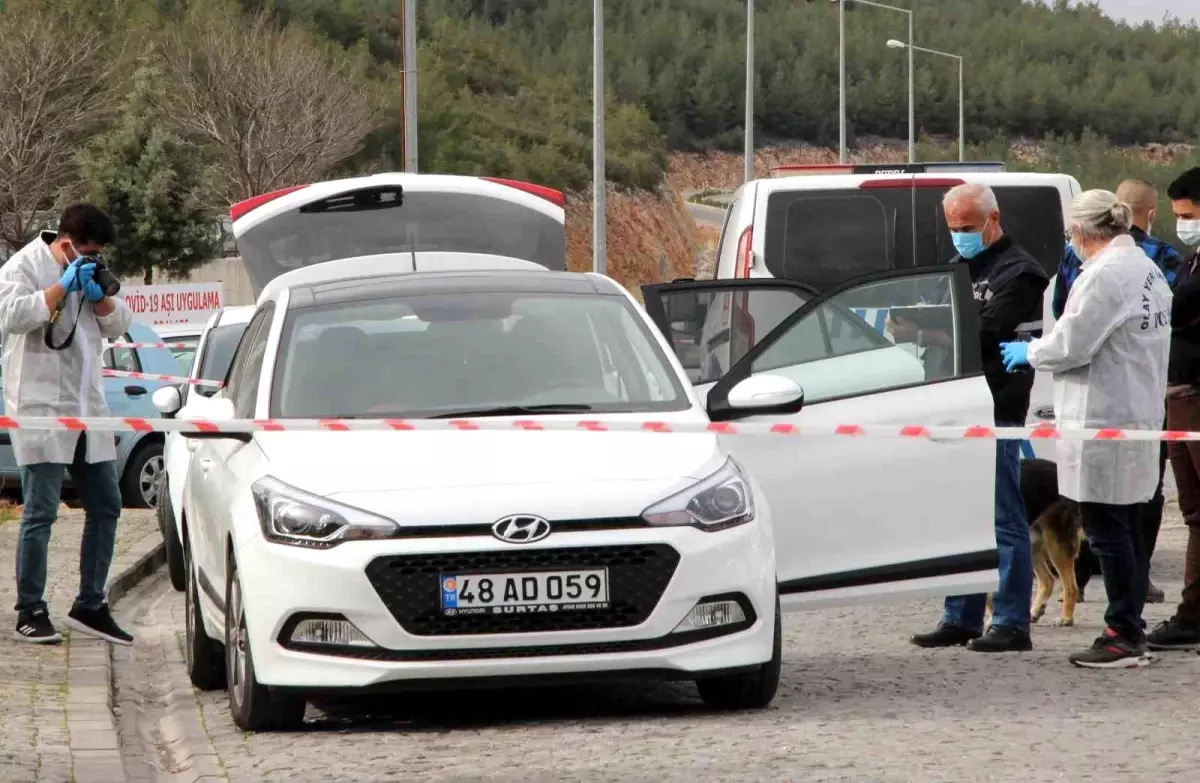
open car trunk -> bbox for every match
[231,175,566,298]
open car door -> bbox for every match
[642,264,998,608]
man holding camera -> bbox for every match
[0,204,134,645]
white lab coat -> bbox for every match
[1026,235,1172,505]
[0,233,133,466]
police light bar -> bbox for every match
[769,162,1006,177]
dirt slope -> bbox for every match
[565,187,702,297]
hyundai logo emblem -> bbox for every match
[491,515,552,544]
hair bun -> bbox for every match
[1109,200,1133,230]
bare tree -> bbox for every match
[0,4,118,253]
[157,9,379,206]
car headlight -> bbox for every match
[251,477,400,549]
[641,458,756,532]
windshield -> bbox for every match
[195,323,249,398]
[271,292,689,419]
[236,190,565,295]
[168,337,200,374]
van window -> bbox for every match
[763,184,1065,293]
[764,189,914,292]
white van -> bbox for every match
[701,162,1083,460]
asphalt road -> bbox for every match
[112,496,1200,782]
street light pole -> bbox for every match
[593,0,606,275]
[745,0,755,182]
[838,0,846,163]
[399,0,418,172]
[887,40,964,162]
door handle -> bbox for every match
[1034,406,1055,421]
[125,385,148,397]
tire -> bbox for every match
[121,439,164,509]
[158,480,186,592]
[225,554,306,732]
[184,535,226,691]
[696,598,782,710]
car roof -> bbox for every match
[284,269,624,309]
[754,171,1079,195]
[215,305,256,326]
[154,323,205,338]
[258,252,549,304]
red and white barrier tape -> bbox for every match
[106,341,192,350]
[101,369,224,388]
[0,417,1192,440]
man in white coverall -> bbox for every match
[0,205,135,646]
[1002,190,1172,669]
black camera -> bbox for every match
[90,262,121,298]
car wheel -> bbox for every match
[121,440,165,509]
[159,480,185,592]
[184,535,226,691]
[225,554,306,732]
[695,597,782,710]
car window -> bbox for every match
[748,270,961,404]
[649,286,811,385]
[223,307,273,418]
[236,189,566,295]
[104,334,141,373]
[271,292,689,419]
[763,184,1066,291]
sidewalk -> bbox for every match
[0,506,160,783]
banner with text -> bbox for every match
[121,283,225,326]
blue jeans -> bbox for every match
[14,435,122,613]
[942,431,1033,633]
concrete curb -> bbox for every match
[66,532,166,783]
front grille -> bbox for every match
[364,545,681,636]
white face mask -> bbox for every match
[1178,218,1200,247]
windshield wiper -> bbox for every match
[427,404,595,419]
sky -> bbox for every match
[1084,0,1199,26]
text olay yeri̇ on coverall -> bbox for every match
[1027,234,1173,643]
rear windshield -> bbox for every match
[763,185,1064,292]
[236,191,565,294]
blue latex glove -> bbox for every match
[1000,341,1030,373]
[58,260,89,293]
[83,278,105,303]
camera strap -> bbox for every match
[43,295,86,352]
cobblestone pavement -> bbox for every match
[0,507,157,783]
[109,496,1200,783]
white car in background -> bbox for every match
[155,322,207,374]
[154,306,256,592]
[156,255,1000,732]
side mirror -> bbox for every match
[722,374,805,416]
[152,385,183,418]
[180,395,250,442]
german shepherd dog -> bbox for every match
[985,458,1084,627]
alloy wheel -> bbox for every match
[140,455,165,507]
[227,575,249,710]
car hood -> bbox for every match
[253,429,724,495]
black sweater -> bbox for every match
[960,236,1050,424]
[1170,251,1200,385]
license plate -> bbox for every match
[439,569,609,617]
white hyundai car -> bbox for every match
[158,255,1000,732]
[156,305,257,592]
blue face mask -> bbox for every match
[951,231,986,260]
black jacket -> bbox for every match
[1170,251,1200,385]
[958,236,1050,424]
